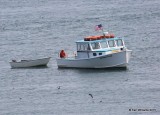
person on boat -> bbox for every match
[60,50,66,58]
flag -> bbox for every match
[95,24,103,31]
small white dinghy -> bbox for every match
[10,57,51,68]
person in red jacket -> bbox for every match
[60,50,66,58]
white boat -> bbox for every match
[56,33,132,68]
[10,57,51,68]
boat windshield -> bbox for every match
[77,43,91,51]
[91,42,100,50]
[108,40,115,47]
[100,41,108,48]
[116,39,123,46]
[76,38,124,51]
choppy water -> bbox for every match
[0,0,160,115]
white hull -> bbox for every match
[56,50,131,68]
[10,57,51,68]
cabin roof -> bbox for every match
[76,37,124,43]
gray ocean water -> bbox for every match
[0,0,160,115]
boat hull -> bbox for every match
[56,50,132,68]
[10,57,51,68]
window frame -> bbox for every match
[116,39,123,47]
[108,40,115,47]
[100,41,108,48]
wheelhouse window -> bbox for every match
[108,40,115,47]
[77,44,80,51]
[91,42,100,50]
[116,39,123,46]
[77,43,91,51]
[100,41,108,48]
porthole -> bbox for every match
[99,53,102,55]
[93,53,97,56]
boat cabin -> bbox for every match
[75,37,125,59]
